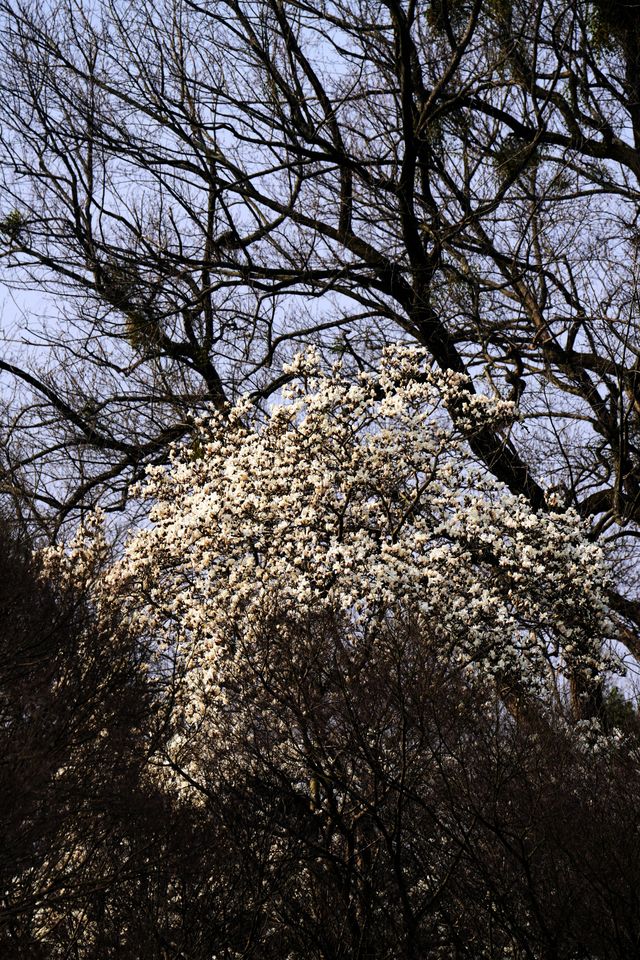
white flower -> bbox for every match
[51,345,615,799]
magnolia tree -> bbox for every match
[35,346,630,956]
[47,347,615,798]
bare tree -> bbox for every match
[2,0,640,641]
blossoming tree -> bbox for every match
[32,345,631,955]
[47,346,613,797]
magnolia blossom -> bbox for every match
[47,346,613,793]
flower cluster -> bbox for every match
[53,346,613,793]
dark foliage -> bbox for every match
[3,563,640,959]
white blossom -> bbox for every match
[49,346,614,796]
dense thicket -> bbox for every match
[0,520,159,954]
[2,519,640,958]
